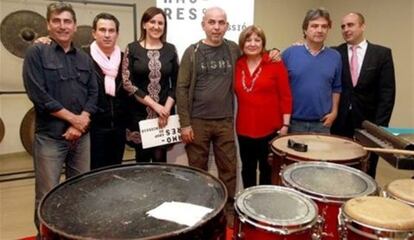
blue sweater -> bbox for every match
[282,45,342,120]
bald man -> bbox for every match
[331,12,396,178]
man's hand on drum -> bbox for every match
[321,111,337,127]
[181,126,194,144]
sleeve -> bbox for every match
[168,44,179,100]
[332,51,343,93]
[375,48,396,126]
[275,61,292,114]
[83,56,98,114]
[22,45,64,113]
[176,46,194,128]
[121,43,147,98]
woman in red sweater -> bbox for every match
[235,25,292,188]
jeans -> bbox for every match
[33,132,90,232]
[290,119,330,134]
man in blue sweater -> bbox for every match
[282,8,342,133]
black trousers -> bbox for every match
[90,126,126,170]
[238,133,275,188]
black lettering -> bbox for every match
[164,8,172,20]
[177,8,184,20]
[189,8,197,19]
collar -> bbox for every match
[347,39,367,50]
[50,39,77,53]
[304,43,326,55]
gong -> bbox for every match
[0,118,4,143]
[73,25,94,48]
[20,107,35,155]
[0,10,48,58]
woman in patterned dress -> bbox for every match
[122,7,179,162]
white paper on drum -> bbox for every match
[147,201,213,226]
[139,115,182,149]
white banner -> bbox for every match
[157,0,255,59]
[139,115,182,149]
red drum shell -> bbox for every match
[281,162,377,240]
[233,185,318,240]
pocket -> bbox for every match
[76,64,91,85]
[42,61,64,81]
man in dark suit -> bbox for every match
[331,12,396,178]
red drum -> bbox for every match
[281,162,377,240]
[233,185,318,240]
[384,178,414,207]
[339,196,414,239]
[271,134,368,184]
[38,163,227,240]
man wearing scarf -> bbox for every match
[87,13,128,169]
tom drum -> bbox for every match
[233,185,318,240]
[339,196,414,239]
[281,162,378,240]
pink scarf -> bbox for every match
[90,41,121,96]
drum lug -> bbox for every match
[313,215,325,239]
[337,209,348,240]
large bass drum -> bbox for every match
[38,163,227,240]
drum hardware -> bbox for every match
[363,147,414,156]
[355,120,414,170]
[288,139,308,152]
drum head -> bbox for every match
[386,179,414,205]
[38,163,227,239]
[235,185,317,233]
[271,134,367,162]
[344,196,414,231]
[282,162,377,203]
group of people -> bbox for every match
[23,2,395,234]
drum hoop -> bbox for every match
[271,133,367,162]
[38,163,228,240]
[281,162,378,203]
[341,205,414,237]
[234,185,318,234]
[385,180,414,206]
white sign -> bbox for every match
[157,0,255,59]
[139,115,182,149]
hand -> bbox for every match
[34,36,52,45]
[62,126,82,141]
[279,126,289,135]
[69,114,90,133]
[158,116,168,128]
[268,48,281,62]
[321,112,337,127]
[181,126,194,144]
[153,104,169,119]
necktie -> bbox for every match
[350,45,359,87]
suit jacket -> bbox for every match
[331,41,395,137]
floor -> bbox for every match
[1,149,413,239]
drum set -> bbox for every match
[233,133,414,240]
[37,134,414,240]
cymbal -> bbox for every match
[0,117,4,143]
[0,10,48,58]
